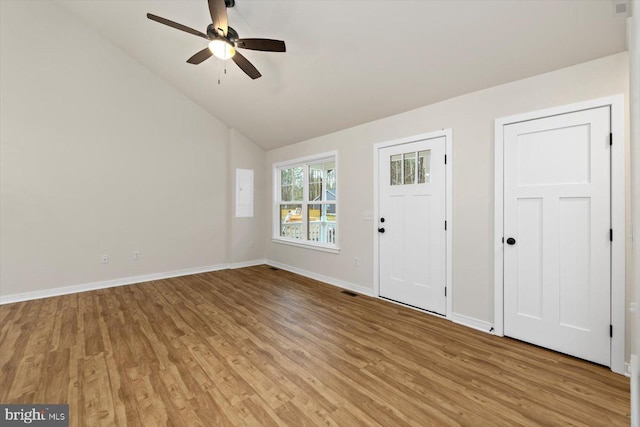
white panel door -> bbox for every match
[503,106,611,365]
[379,137,446,314]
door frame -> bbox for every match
[373,129,453,319]
[493,95,625,374]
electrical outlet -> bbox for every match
[133,251,141,261]
[353,257,359,267]
[101,255,109,264]
[363,211,374,221]
[249,240,254,248]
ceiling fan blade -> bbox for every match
[207,0,228,36]
[236,39,286,52]
[232,51,261,79]
[147,13,209,40]
[187,48,213,65]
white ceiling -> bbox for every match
[58,0,628,151]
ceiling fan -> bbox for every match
[147,0,286,79]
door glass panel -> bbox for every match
[404,152,416,185]
[280,204,302,239]
[418,150,431,184]
[390,154,402,185]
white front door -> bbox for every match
[378,137,446,314]
[503,106,611,365]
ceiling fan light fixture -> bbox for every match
[208,38,235,60]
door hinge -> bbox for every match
[609,133,613,146]
[444,287,447,297]
[610,324,613,337]
[444,221,447,230]
[610,229,613,242]
[444,154,447,164]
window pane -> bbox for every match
[280,167,303,202]
[326,162,336,199]
[309,181,322,202]
[309,162,337,202]
[404,152,416,185]
[307,204,336,244]
[418,150,431,184]
[280,204,302,239]
[280,169,291,185]
[390,154,402,185]
[309,164,321,201]
[281,185,292,201]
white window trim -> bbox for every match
[272,151,339,253]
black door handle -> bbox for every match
[378,228,385,233]
[506,237,516,245]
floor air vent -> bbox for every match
[341,290,358,297]
[269,267,279,271]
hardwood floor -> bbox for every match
[0,265,630,426]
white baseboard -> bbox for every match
[1,261,489,344]
[0,260,371,305]
[0,263,229,305]
[450,312,494,334]
[265,260,374,297]
[229,259,266,269]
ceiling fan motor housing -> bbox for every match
[207,24,238,41]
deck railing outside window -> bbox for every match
[280,221,336,244]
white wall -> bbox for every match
[265,52,630,326]
[0,1,234,298]
[229,129,267,266]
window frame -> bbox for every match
[272,151,339,253]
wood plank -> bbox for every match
[0,265,630,425]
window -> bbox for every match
[274,153,338,252]
[391,149,431,185]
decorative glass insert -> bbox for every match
[418,150,431,184]
[391,154,402,186]
[404,152,416,185]
[391,150,432,186]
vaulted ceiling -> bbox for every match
[58,0,628,150]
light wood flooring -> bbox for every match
[0,265,630,426]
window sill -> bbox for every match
[272,237,340,254]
